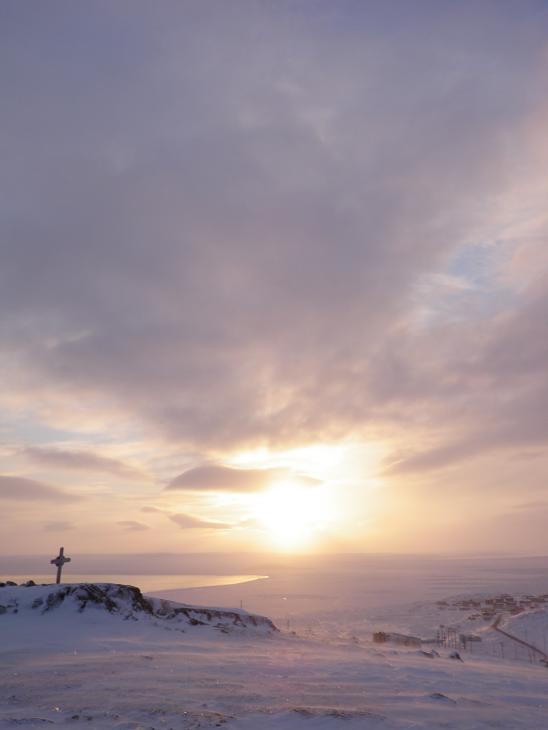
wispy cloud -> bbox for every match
[166,465,319,493]
[169,513,233,530]
[43,520,75,532]
[117,520,149,531]
[0,475,81,502]
[22,446,146,480]
[512,501,548,512]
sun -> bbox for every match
[253,481,332,551]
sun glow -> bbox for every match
[253,481,332,550]
[225,441,387,551]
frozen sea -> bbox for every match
[1,573,266,592]
[145,553,548,630]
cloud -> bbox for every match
[0,475,81,502]
[169,513,233,530]
[22,446,146,480]
[43,520,75,532]
[381,283,548,476]
[166,465,320,492]
[513,501,548,512]
[141,505,166,513]
[1,1,545,460]
[384,439,483,475]
[117,520,149,531]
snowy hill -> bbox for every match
[0,582,277,638]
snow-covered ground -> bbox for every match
[2,579,548,729]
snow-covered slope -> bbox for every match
[0,582,277,642]
[499,607,548,647]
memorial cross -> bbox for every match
[50,546,71,584]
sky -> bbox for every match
[2,0,548,557]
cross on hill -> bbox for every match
[50,547,71,584]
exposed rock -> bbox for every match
[428,692,457,704]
